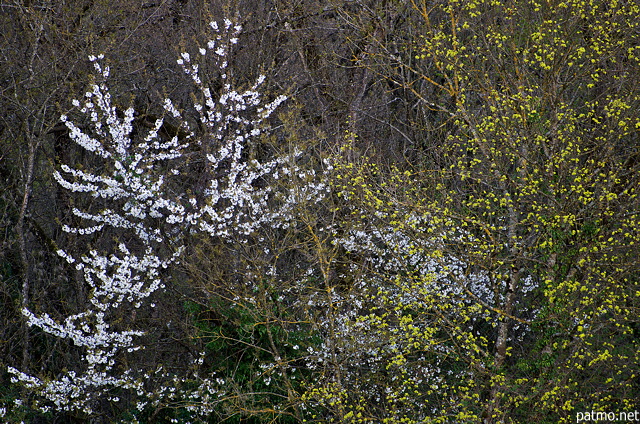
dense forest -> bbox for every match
[1,0,639,423]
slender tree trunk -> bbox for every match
[17,134,37,371]
[485,204,520,424]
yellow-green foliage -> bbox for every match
[310,0,640,422]
[414,0,640,421]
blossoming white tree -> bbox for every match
[6,19,316,420]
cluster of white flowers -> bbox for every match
[54,57,193,243]
[173,20,329,239]
[333,210,494,301]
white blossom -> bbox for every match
[8,17,333,421]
